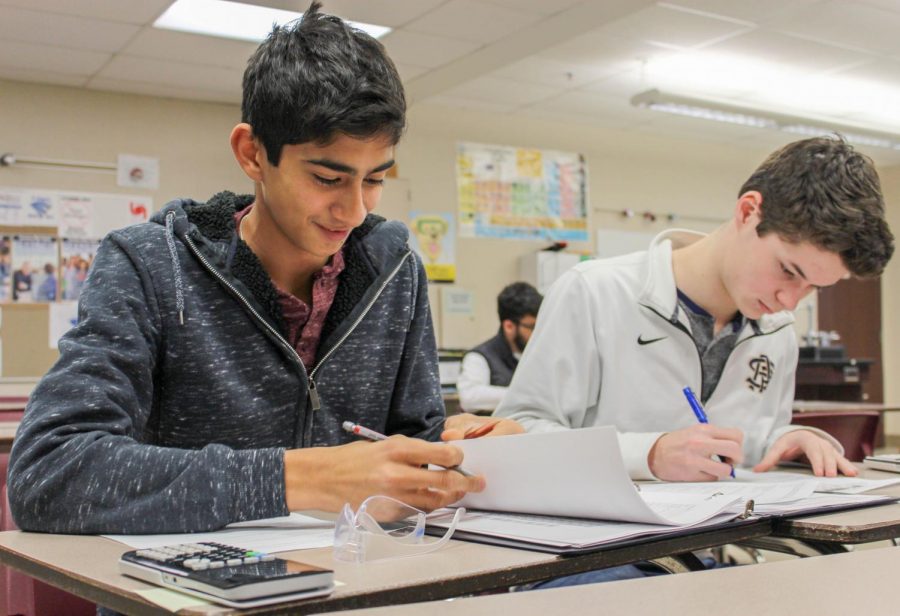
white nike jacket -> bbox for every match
[494,229,839,479]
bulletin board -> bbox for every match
[0,186,153,377]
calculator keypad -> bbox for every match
[134,542,275,571]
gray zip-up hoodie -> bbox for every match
[8,192,444,534]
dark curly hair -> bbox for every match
[498,282,543,323]
[740,136,894,277]
[241,2,406,166]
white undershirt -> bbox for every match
[456,351,520,412]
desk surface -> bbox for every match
[318,545,900,616]
[791,400,900,413]
[0,519,769,615]
[771,467,900,544]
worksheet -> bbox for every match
[455,426,741,525]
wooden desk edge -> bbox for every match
[0,536,166,616]
[0,519,772,615]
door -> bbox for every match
[816,278,883,403]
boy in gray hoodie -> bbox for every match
[8,2,488,534]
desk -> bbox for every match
[318,546,900,616]
[770,467,900,548]
[0,520,770,615]
[792,400,900,414]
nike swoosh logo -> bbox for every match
[637,335,667,345]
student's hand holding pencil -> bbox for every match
[282,437,485,513]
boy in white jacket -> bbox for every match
[490,136,893,481]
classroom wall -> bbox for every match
[2,79,898,439]
[401,102,789,348]
[0,79,251,376]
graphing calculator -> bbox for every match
[118,542,335,608]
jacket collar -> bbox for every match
[151,192,401,348]
[638,228,794,336]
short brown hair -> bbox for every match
[740,136,894,277]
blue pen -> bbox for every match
[682,386,735,478]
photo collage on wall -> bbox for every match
[0,186,149,305]
[0,236,102,304]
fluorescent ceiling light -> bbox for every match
[154,0,391,42]
[631,89,900,151]
[643,51,900,133]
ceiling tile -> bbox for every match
[480,0,584,16]
[660,0,822,25]
[403,0,543,44]
[539,32,677,69]
[312,0,445,27]
[122,28,257,69]
[775,0,900,55]
[424,95,518,114]
[95,55,243,93]
[394,63,429,82]
[831,58,900,84]
[0,39,110,75]
[0,68,87,87]
[706,29,876,74]
[380,30,481,69]
[580,70,658,100]
[589,4,754,49]
[439,76,559,106]
[0,5,140,53]
[856,0,900,16]
[0,0,171,25]
[490,56,625,89]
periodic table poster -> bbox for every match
[456,142,589,242]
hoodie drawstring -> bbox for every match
[164,212,186,325]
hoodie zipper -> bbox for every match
[641,302,792,405]
[184,231,412,445]
[308,250,412,385]
[301,250,412,444]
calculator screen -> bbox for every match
[189,560,329,589]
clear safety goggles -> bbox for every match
[333,495,465,563]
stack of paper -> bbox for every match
[863,453,900,473]
[427,427,897,552]
[104,513,336,553]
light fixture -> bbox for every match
[154,0,391,43]
[630,89,900,151]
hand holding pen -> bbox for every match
[646,389,743,482]
[343,422,476,477]
[682,387,736,479]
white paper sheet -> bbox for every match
[731,469,900,495]
[455,426,740,526]
[104,513,335,552]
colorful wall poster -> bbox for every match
[11,236,58,303]
[456,142,589,241]
[408,211,456,282]
[0,186,152,237]
[0,190,24,226]
[60,238,101,301]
